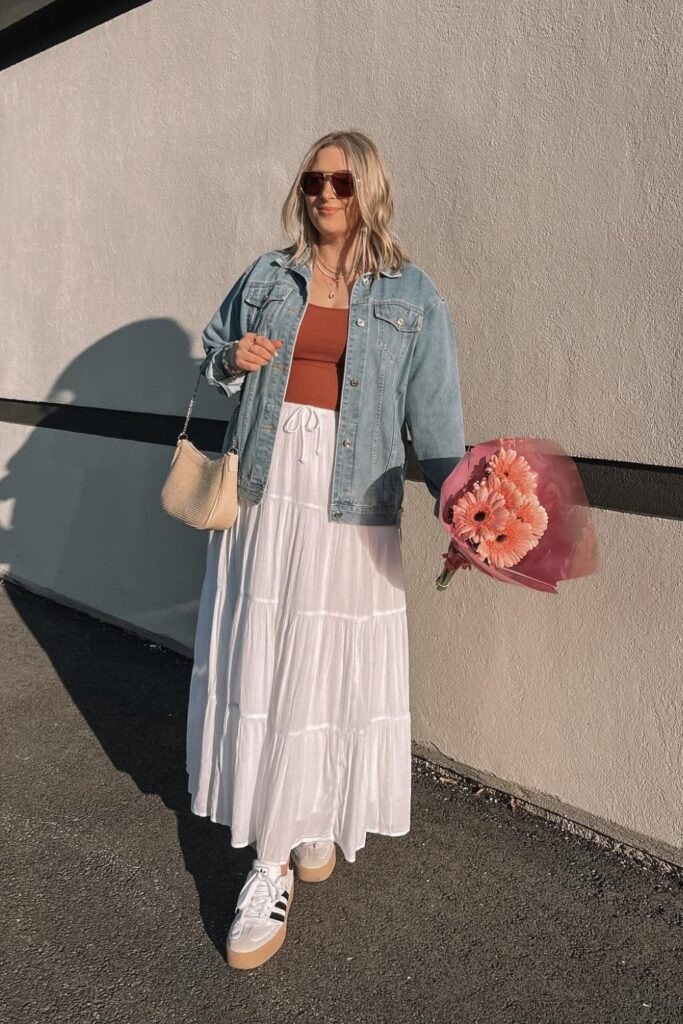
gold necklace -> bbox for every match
[315,257,354,300]
[315,261,344,300]
[317,254,351,277]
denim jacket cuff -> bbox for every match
[202,342,245,396]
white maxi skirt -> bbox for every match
[185,399,411,865]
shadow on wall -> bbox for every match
[0,318,239,647]
[0,321,250,953]
[0,318,423,955]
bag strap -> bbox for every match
[178,365,203,440]
[178,361,241,454]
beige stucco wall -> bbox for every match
[1,1,681,864]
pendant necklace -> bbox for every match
[315,256,351,300]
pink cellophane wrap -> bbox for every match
[438,437,599,594]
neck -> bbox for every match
[315,236,358,276]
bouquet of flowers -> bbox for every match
[436,437,599,594]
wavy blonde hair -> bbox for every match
[280,130,411,278]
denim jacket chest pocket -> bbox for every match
[243,281,294,335]
[372,300,423,361]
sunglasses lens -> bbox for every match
[301,172,323,195]
[332,173,355,197]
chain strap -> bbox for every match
[178,357,240,454]
[177,365,203,440]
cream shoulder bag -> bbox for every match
[160,360,241,530]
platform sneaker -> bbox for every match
[227,859,295,968]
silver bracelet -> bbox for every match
[220,344,242,378]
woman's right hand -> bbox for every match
[231,333,285,372]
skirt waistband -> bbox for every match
[280,401,338,463]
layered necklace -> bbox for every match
[315,252,355,301]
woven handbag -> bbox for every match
[161,360,242,530]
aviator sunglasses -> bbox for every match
[299,170,357,198]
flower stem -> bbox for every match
[435,567,456,591]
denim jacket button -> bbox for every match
[342,439,352,447]
[333,511,342,517]
[350,378,359,386]
[356,318,365,327]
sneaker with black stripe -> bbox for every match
[226,858,295,969]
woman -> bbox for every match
[186,130,466,969]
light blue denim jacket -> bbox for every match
[199,245,465,527]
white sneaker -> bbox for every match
[290,839,336,882]
[226,859,295,969]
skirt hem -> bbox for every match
[185,794,411,864]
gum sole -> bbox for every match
[226,876,295,969]
[292,843,336,882]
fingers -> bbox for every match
[238,333,285,370]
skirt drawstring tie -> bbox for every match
[282,404,321,463]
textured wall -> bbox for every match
[1,0,681,863]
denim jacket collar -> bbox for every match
[272,248,402,278]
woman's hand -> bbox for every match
[231,333,285,372]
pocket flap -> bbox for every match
[243,281,293,307]
[373,301,422,331]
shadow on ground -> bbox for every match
[2,578,682,1024]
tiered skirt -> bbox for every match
[185,399,411,864]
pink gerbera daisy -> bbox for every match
[486,448,538,496]
[450,482,509,544]
[483,474,524,512]
[514,493,548,542]
[477,513,536,569]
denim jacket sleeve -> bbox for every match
[200,256,260,397]
[404,296,466,518]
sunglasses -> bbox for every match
[299,170,356,198]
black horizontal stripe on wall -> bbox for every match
[0,0,154,71]
[0,397,681,522]
[0,397,224,450]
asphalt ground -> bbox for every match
[2,578,682,1024]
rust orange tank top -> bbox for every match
[283,303,349,412]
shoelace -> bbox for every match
[235,868,284,921]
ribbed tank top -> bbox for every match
[283,303,350,412]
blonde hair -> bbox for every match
[280,130,411,278]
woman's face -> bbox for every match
[303,145,361,245]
